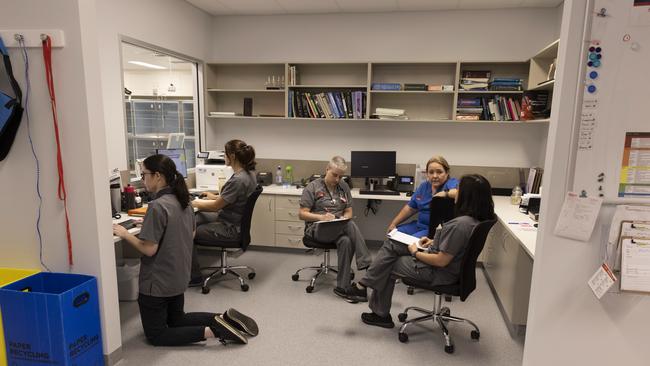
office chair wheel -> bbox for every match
[306,285,314,293]
[444,344,454,354]
[241,284,249,292]
[201,286,210,294]
[440,307,450,317]
[471,330,480,340]
[397,312,408,322]
[291,274,299,281]
[248,272,256,280]
[398,332,409,343]
[351,272,355,280]
[445,295,453,302]
[407,286,414,295]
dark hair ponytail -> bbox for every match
[143,154,191,209]
[455,174,495,222]
[225,139,257,171]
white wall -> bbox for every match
[206,9,559,168]
[97,0,213,171]
[0,0,120,359]
[523,1,650,365]
[124,69,195,97]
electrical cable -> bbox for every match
[42,35,73,268]
[17,36,50,272]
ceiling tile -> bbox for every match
[335,0,398,13]
[185,0,234,15]
[459,0,524,10]
[277,0,341,14]
[397,0,459,11]
[216,0,286,15]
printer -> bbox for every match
[195,151,234,192]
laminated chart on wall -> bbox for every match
[572,1,650,200]
[619,132,650,197]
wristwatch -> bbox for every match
[411,250,418,258]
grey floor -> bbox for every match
[116,247,524,366]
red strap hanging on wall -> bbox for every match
[42,36,73,267]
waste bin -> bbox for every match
[117,259,140,301]
[0,268,39,366]
[0,272,104,366]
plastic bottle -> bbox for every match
[275,165,283,185]
[511,186,523,205]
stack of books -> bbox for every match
[404,84,427,91]
[459,70,490,91]
[371,83,401,91]
[490,78,523,91]
[209,111,237,117]
[373,108,408,120]
[522,91,550,118]
[288,65,297,86]
[456,97,483,121]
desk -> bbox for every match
[483,196,536,336]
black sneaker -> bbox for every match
[333,287,359,303]
[210,316,247,344]
[188,276,203,288]
[223,308,259,337]
[361,312,395,329]
[343,283,368,303]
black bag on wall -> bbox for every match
[0,36,24,162]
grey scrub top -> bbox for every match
[426,215,479,286]
[138,187,196,297]
[216,170,257,229]
[299,178,352,231]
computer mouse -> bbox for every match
[406,191,414,197]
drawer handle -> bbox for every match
[289,238,302,243]
[288,212,298,217]
[288,199,300,204]
[288,225,302,230]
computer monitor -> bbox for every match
[351,151,396,178]
[156,148,188,178]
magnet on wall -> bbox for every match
[589,71,598,79]
[589,46,595,52]
[592,60,601,67]
[589,53,598,61]
[588,61,594,67]
[595,47,601,53]
[587,85,597,93]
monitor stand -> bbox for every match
[359,179,399,196]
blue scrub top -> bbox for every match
[398,177,459,236]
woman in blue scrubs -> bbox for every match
[387,156,458,238]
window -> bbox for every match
[121,42,200,171]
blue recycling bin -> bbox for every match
[0,273,104,366]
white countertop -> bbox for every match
[493,196,537,258]
[262,185,410,201]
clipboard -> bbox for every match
[616,220,650,294]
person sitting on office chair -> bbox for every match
[387,155,459,238]
[112,154,258,346]
[299,156,373,302]
[190,139,258,285]
[339,174,494,328]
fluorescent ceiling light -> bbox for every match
[128,61,166,70]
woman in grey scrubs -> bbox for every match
[113,154,258,346]
[190,140,258,283]
[340,174,495,328]
[299,156,372,302]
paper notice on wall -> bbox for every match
[578,100,598,150]
[619,132,650,197]
[554,192,603,241]
[588,263,617,299]
[621,238,650,293]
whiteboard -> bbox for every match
[572,0,650,201]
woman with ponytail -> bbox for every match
[113,154,256,346]
[191,139,258,283]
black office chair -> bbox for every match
[406,196,456,296]
[195,185,263,293]
[397,219,496,354]
[291,219,353,293]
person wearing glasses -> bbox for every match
[339,174,495,327]
[299,156,372,302]
[112,154,258,346]
[190,139,258,286]
[387,155,459,238]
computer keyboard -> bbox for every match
[118,219,137,230]
[359,189,400,196]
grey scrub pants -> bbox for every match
[305,220,372,288]
[191,212,239,280]
[359,239,436,317]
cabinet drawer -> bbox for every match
[276,234,304,249]
[275,196,301,209]
[275,221,305,235]
[276,207,301,221]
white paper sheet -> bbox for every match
[606,206,650,270]
[588,263,617,299]
[621,238,650,293]
[387,229,426,250]
[554,192,603,241]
